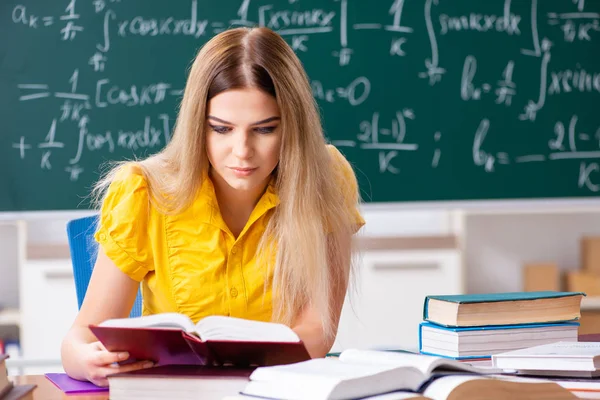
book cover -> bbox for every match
[422,291,585,324]
[110,364,254,379]
[45,373,108,394]
[3,384,36,400]
[424,292,583,317]
[90,325,311,367]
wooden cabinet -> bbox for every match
[332,236,463,353]
[18,258,78,374]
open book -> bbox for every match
[90,313,310,367]
[97,313,300,342]
[242,349,483,399]
[240,350,575,400]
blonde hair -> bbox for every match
[93,27,360,340]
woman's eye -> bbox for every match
[254,126,277,134]
[210,125,231,134]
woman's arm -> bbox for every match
[292,306,338,358]
[291,232,353,358]
[61,248,152,385]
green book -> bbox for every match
[423,291,585,327]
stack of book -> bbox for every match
[418,291,585,361]
[493,341,600,379]
[492,341,600,395]
[1,354,36,400]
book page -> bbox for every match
[250,358,420,382]
[195,316,300,342]
[339,350,482,376]
[247,358,426,398]
[99,313,196,332]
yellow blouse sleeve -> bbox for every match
[94,166,154,282]
[327,145,366,234]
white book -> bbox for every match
[239,349,575,400]
[493,341,600,372]
[419,322,579,359]
[240,349,503,400]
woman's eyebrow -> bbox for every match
[207,116,280,125]
[251,116,280,125]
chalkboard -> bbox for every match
[1,0,599,212]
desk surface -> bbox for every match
[9,375,108,400]
[9,374,600,399]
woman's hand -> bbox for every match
[79,341,154,387]
[61,249,151,385]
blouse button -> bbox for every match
[230,287,239,298]
[99,233,107,241]
[231,246,238,255]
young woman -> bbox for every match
[61,27,364,386]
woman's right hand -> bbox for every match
[80,341,155,387]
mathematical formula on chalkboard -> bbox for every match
[2,0,599,210]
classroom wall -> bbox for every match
[465,212,600,293]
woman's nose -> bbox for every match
[232,131,253,159]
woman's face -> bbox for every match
[206,87,282,195]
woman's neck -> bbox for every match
[210,171,270,237]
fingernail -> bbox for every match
[118,352,129,360]
[143,362,154,368]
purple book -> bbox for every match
[45,373,109,393]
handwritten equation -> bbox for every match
[4,0,600,205]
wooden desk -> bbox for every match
[9,375,108,400]
[8,374,600,399]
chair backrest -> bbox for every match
[66,215,142,318]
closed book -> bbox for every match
[419,322,580,359]
[108,365,253,400]
[240,349,574,400]
[44,373,108,393]
[3,384,36,400]
[1,354,11,398]
[492,341,600,374]
[423,291,584,327]
[90,313,310,367]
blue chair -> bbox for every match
[66,215,142,318]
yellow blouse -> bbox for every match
[94,145,364,324]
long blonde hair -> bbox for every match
[93,27,360,340]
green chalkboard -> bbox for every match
[1,0,599,211]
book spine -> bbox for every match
[418,323,424,353]
[181,332,214,365]
[0,382,14,399]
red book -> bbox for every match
[90,314,310,367]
